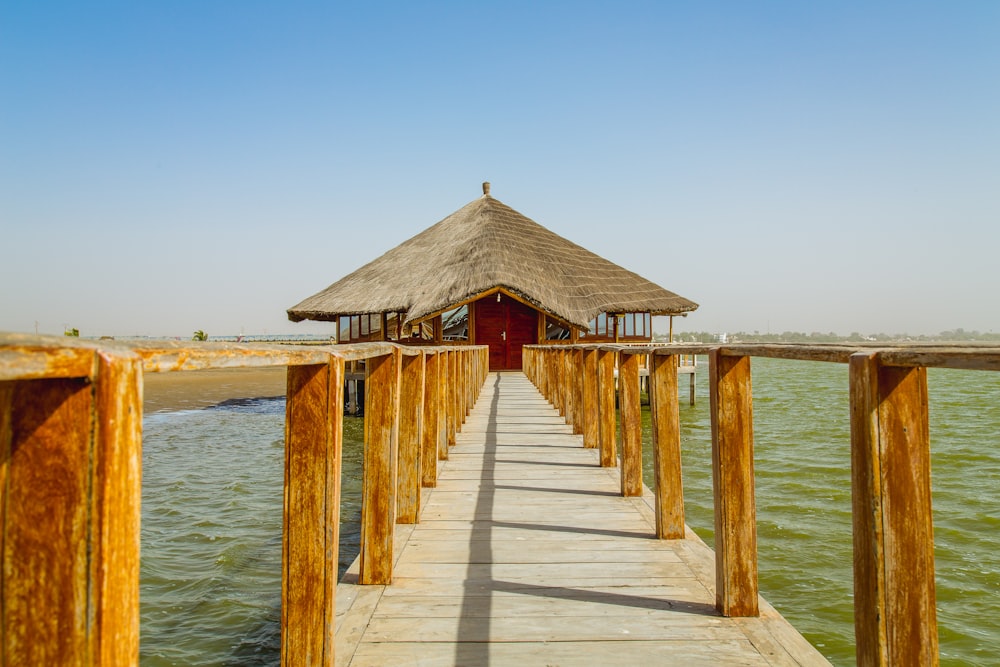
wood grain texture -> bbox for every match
[92,352,143,666]
[619,351,643,497]
[650,353,684,539]
[2,376,93,665]
[849,352,938,666]
[421,352,440,486]
[709,351,759,617]
[597,349,617,468]
[360,351,400,585]
[283,361,342,666]
[581,348,599,449]
[396,352,424,524]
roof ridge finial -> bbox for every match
[482,181,491,197]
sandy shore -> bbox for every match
[143,366,288,413]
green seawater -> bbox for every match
[139,360,1000,666]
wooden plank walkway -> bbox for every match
[335,373,831,666]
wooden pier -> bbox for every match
[335,372,827,666]
[3,333,1000,665]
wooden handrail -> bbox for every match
[0,333,488,667]
[524,342,1000,666]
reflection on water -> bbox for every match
[140,361,1000,666]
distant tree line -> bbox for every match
[662,329,1000,344]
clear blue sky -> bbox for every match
[2,2,998,338]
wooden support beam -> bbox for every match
[1,351,143,666]
[447,351,457,447]
[283,360,342,665]
[582,349,599,449]
[571,349,584,435]
[92,351,143,666]
[360,350,400,585]
[597,349,617,468]
[849,353,938,666]
[396,352,424,524]
[619,351,642,497]
[650,353,684,539]
[422,352,441,485]
[709,351,759,616]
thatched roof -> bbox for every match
[287,184,698,330]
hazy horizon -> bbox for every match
[3,3,998,339]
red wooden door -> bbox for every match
[475,295,538,371]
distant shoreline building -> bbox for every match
[288,183,698,371]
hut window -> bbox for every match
[617,313,651,339]
[339,314,384,342]
[585,313,609,338]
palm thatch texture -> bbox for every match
[287,184,698,331]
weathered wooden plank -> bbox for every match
[582,348,599,448]
[709,351,759,617]
[394,540,686,564]
[92,351,143,666]
[395,352,424,524]
[360,351,400,585]
[2,376,94,664]
[0,343,94,381]
[849,352,938,666]
[361,613,746,644]
[446,351,457,447]
[650,353,684,539]
[421,352,440,486]
[283,360,342,666]
[349,639,775,667]
[597,348,617,468]
[619,351,643,496]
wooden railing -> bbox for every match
[0,333,488,666]
[524,342,1000,667]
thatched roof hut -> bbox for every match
[288,183,697,334]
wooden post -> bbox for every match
[446,351,457,448]
[561,349,573,427]
[422,352,440,485]
[650,353,684,539]
[582,348,599,448]
[546,349,557,406]
[597,348,617,468]
[708,351,758,616]
[396,352,424,524]
[283,360,342,665]
[360,350,400,585]
[569,349,583,435]
[619,351,642,497]
[1,351,143,666]
[690,363,696,406]
[456,350,466,426]
[849,353,938,666]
